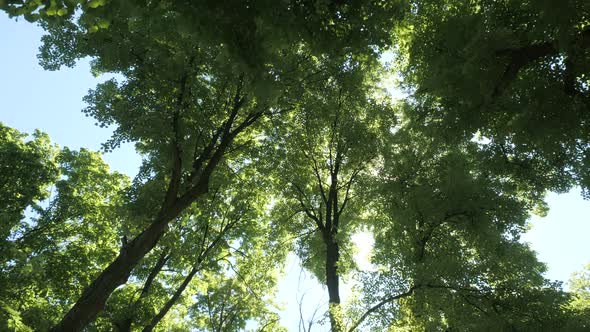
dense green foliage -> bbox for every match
[568,263,590,329]
[398,0,590,198]
[1,0,589,331]
[1,124,128,330]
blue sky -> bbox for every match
[1,14,589,330]
[0,15,141,176]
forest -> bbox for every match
[1,0,590,331]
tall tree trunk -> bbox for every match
[326,148,343,332]
[50,184,207,331]
[326,235,342,332]
[50,77,257,331]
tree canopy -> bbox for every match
[1,0,589,331]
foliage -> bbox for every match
[0,126,129,330]
[344,124,569,331]
[397,0,590,198]
[4,0,403,68]
[1,1,589,331]
[566,263,590,330]
[0,123,59,244]
[268,57,388,278]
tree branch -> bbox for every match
[348,285,419,332]
[492,27,590,98]
[162,72,190,209]
[292,182,325,232]
[301,148,328,206]
[337,166,362,216]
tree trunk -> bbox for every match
[326,236,342,332]
[50,185,206,332]
[50,80,257,331]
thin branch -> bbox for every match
[292,183,325,231]
[301,148,328,205]
[337,166,362,216]
[142,212,241,332]
[493,42,555,98]
[223,259,265,303]
[458,293,489,317]
[349,282,484,332]
[162,72,190,209]
[298,293,308,332]
[492,27,590,98]
[348,285,419,332]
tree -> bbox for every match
[0,125,286,331]
[0,124,59,248]
[268,56,391,332]
[1,1,588,331]
[0,124,129,331]
[96,171,285,332]
[1,1,405,328]
[2,0,402,68]
[566,263,590,330]
[339,113,570,331]
[396,0,590,197]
